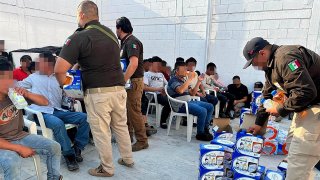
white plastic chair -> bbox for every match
[164,85,198,142]
[24,100,82,140]
[23,118,42,180]
[205,89,220,118]
[145,92,164,127]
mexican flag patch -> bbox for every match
[288,59,301,72]
[132,44,137,49]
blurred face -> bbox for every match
[0,71,14,95]
[233,78,241,86]
[20,59,31,69]
[187,62,196,72]
[151,62,161,72]
[38,58,54,75]
[143,62,151,72]
[251,49,270,71]
[176,65,187,77]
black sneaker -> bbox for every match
[64,155,79,171]
[160,123,168,129]
[73,146,83,162]
[196,133,212,141]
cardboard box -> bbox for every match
[240,114,268,135]
[213,118,233,133]
[63,70,83,99]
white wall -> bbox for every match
[2,0,320,91]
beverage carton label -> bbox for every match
[200,151,224,170]
[232,156,259,177]
[235,136,263,158]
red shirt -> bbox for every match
[13,67,30,81]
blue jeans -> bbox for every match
[179,101,214,134]
[0,134,61,180]
[42,109,89,156]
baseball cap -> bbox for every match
[243,37,270,69]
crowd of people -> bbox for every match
[0,1,252,179]
[5,0,320,180]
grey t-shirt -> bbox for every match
[0,97,28,141]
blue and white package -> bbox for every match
[120,58,128,72]
[234,132,264,158]
[233,172,261,180]
[240,108,251,127]
[198,169,224,180]
[211,139,235,179]
[264,170,285,180]
[277,161,288,176]
[251,91,262,115]
[258,165,266,176]
[63,70,83,99]
[212,128,234,141]
[199,144,225,170]
[232,156,259,178]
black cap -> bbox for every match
[243,37,269,69]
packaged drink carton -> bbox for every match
[63,70,83,99]
[199,144,225,171]
[234,131,264,158]
[264,170,285,180]
[232,155,260,179]
[258,165,266,176]
[240,108,251,127]
[277,161,288,177]
[212,126,234,141]
[198,169,224,180]
[234,177,260,180]
[251,91,262,115]
[8,88,28,109]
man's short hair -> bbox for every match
[78,0,99,18]
[20,55,32,62]
[161,60,167,67]
[116,17,133,34]
[176,57,184,62]
[151,56,162,63]
[233,75,240,80]
[39,52,56,64]
[0,56,13,71]
[174,61,186,70]
[207,62,216,70]
[186,57,197,65]
[143,58,151,63]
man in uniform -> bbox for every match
[54,1,133,177]
[116,17,148,151]
[243,37,320,180]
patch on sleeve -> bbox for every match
[132,44,137,49]
[288,59,301,72]
[64,39,71,46]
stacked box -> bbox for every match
[211,139,235,179]
[277,161,288,177]
[239,108,251,127]
[63,70,83,99]
[198,144,225,180]
[212,127,234,141]
[264,170,285,180]
[232,131,264,179]
[258,165,266,176]
[250,91,262,115]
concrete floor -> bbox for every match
[7,115,320,180]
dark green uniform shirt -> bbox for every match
[59,20,125,90]
[120,34,144,78]
[256,44,320,126]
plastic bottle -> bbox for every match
[261,98,274,109]
[8,88,28,109]
[271,90,286,104]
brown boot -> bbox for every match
[118,158,134,168]
[88,165,114,177]
[132,142,149,152]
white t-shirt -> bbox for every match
[143,71,168,93]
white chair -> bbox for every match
[23,100,82,140]
[23,118,42,180]
[205,89,220,118]
[145,92,164,127]
[164,85,198,142]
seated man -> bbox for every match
[227,76,249,116]
[185,58,218,110]
[202,62,229,118]
[167,61,214,141]
[13,55,32,81]
[0,58,62,180]
[144,56,171,129]
[18,53,90,171]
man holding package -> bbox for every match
[242,37,320,180]
[54,0,134,177]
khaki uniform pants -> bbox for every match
[285,105,320,180]
[84,87,133,174]
[127,78,148,143]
